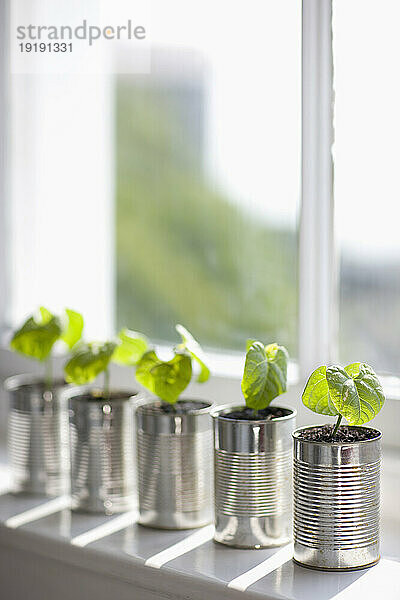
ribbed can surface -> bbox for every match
[67,387,137,514]
[293,426,381,571]
[136,398,213,529]
[5,375,69,496]
[213,404,296,548]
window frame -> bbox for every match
[0,0,11,336]
[299,0,337,379]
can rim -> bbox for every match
[60,384,139,403]
[4,373,66,392]
[135,396,214,415]
[211,402,297,422]
[293,424,382,445]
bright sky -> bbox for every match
[150,0,400,260]
[17,0,400,259]
[334,0,400,260]
[148,0,301,230]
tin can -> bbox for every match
[293,425,381,571]
[213,404,296,548]
[5,374,69,496]
[136,398,213,529]
[67,387,137,514]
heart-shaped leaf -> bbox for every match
[241,341,288,410]
[39,306,53,324]
[175,324,210,383]
[61,309,84,350]
[112,328,149,366]
[64,342,117,385]
[10,309,62,362]
[246,339,257,352]
[326,363,385,425]
[302,365,339,416]
[135,350,192,404]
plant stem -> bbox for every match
[45,359,52,390]
[332,414,343,439]
[104,368,110,400]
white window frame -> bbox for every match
[299,0,337,379]
[0,0,115,341]
[0,0,11,333]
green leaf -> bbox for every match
[302,365,339,416]
[112,328,149,366]
[241,341,289,410]
[61,309,84,350]
[326,363,385,426]
[10,310,62,362]
[136,350,192,404]
[64,342,117,385]
[39,306,53,324]
[175,324,210,383]
[246,339,257,352]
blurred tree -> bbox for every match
[116,78,297,353]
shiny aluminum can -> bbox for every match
[293,425,381,571]
[5,374,69,496]
[136,398,213,529]
[213,404,296,548]
[66,387,137,514]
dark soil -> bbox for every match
[298,425,381,443]
[223,406,292,421]
[160,400,210,414]
[78,390,137,402]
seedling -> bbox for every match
[10,307,84,388]
[135,324,210,405]
[64,329,149,399]
[302,362,385,438]
[241,341,289,416]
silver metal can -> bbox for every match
[293,425,381,571]
[213,404,296,549]
[66,387,137,514]
[136,398,213,529]
[5,374,69,496]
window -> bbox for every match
[3,0,115,340]
[2,0,400,390]
[334,0,400,374]
[115,0,301,355]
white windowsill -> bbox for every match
[0,347,399,598]
[0,451,399,600]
